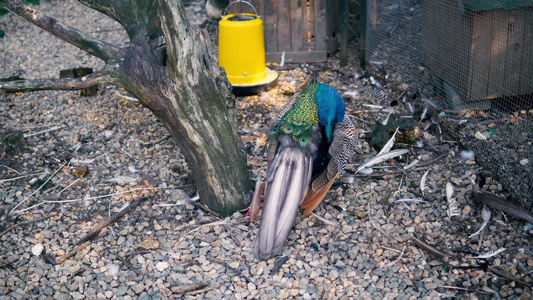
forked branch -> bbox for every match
[0,0,125,61]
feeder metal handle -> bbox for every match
[222,0,258,17]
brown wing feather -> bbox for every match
[249,181,265,223]
[300,116,358,215]
[300,177,336,216]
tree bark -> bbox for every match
[0,0,253,215]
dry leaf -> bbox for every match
[247,158,264,167]
[135,237,161,250]
[72,166,87,178]
[172,281,210,295]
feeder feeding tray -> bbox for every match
[231,68,278,96]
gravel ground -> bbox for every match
[364,0,533,218]
[1,1,532,299]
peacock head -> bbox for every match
[314,83,346,143]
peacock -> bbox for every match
[252,82,358,260]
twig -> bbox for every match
[20,123,64,130]
[11,202,46,214]
[0,165,21,175]
[349,109,385,114]
[57,242,90,264]
[73,198,142,248]
[173,281,210,295]
[416,152,449,167]
[114,92,139,102]
[12,186,170,214]
[186,285,215,296]
[191,200,222,219]
[121,148,133,158]
[9,160,70,214]
[210,259,254,284]
[41,186,176,203]
[395,91,406,101]
[187,220,228,235]
[488,266,532,287]
[23,125,65,138]
[349,164,463,178]
[56,198,143,264]
[380,245,403,253]
[223,224,242,247]
[412,236,449,259]
[407,189,433,203]
[311,212,340,227]
[393,198,426,203]
[0,71,114,92]
[110,249,142,275]
[57,178,81,196]
[440,285,493,294]
[382,245,407,268]
[0,214,55,238]
[0,172,48,183]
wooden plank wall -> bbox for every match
[422,1,533,105]
[421,0,472,102]
[518,8,533,96]
[225,0,330,63]
[468,11,493,101]
[469,8,533,101]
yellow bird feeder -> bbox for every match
[218,1,277,95]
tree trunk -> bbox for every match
[0,0,253,215]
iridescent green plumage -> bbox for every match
[270,83,320,147]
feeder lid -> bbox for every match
[228,14,257,21]
[232,68,278,96]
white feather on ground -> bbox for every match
[378,127,399,155]
[446,182,460,217]
[420,169,430,195]
[468,247,507,259]
[469,204,491,238]
[356,149,409,173]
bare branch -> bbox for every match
[0,70,115,92]
[79,0,163,43]
[0,0,125,61]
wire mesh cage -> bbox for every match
[365,0,533,210]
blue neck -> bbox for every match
[315,83,345,143]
